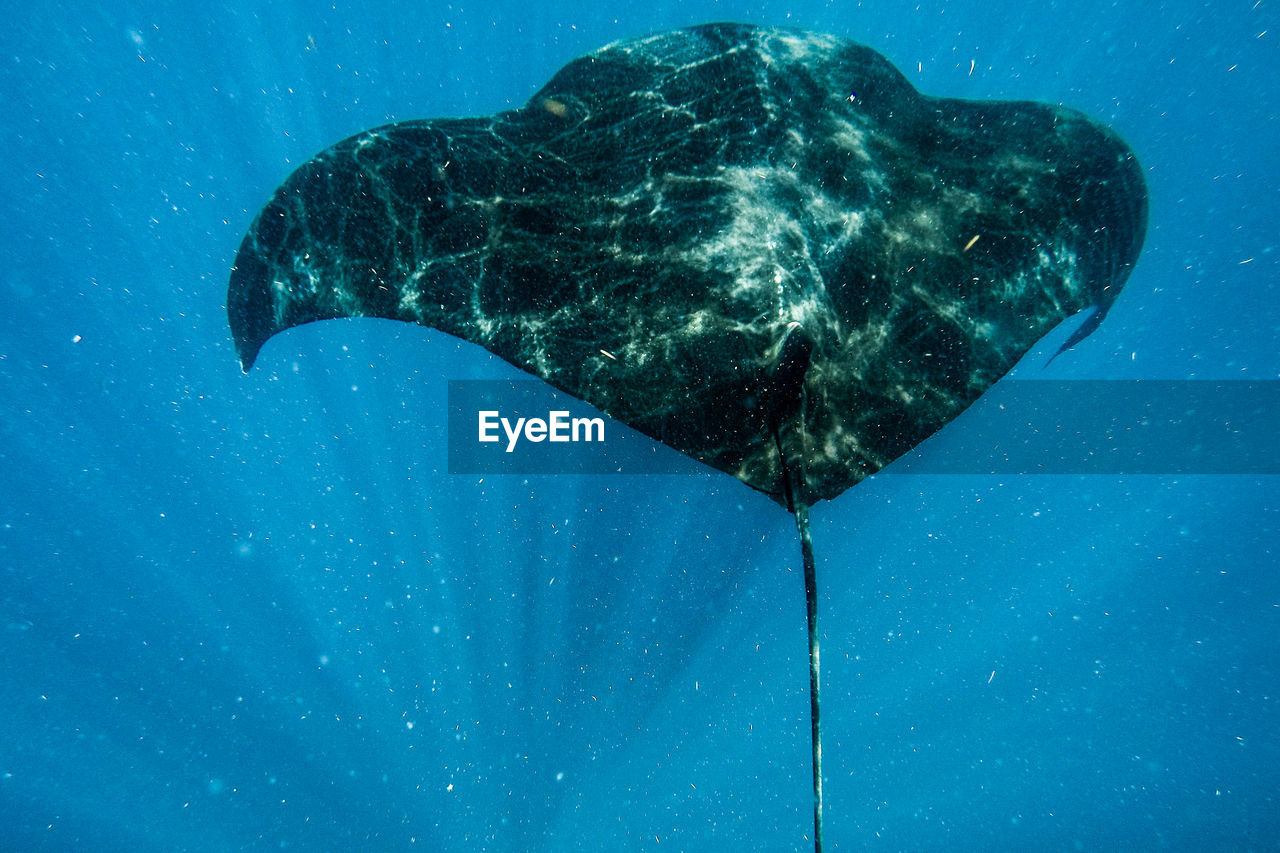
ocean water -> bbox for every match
[2,1,1277,850]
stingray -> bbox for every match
[228,23,1146,850]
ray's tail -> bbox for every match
[782,465,824,853]
[771,320,824,852]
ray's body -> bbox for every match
[228,24,1147,850]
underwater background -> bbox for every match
[2,1,1277,850]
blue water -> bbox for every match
[2,1,1277,850]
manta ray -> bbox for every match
[228,23,1147,850]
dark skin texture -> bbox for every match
[229,23,1146,506]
